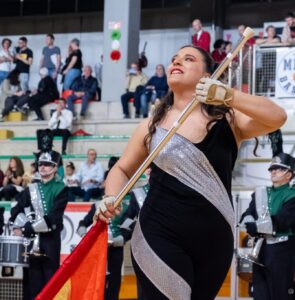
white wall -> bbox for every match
[2,27,216,94]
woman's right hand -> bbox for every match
[93,196,122,224]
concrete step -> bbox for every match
[29,101,127,120]
[0,119,139,137]
[0,136,130,156]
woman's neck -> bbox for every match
[172,91,195,111]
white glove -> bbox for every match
[95,196,116,214]
[195,77,234,107]
[112,235,124,247]
[76,225,87,237]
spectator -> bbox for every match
[224,41,233,54]
[0,38,14,85]
[0,156,24,201]
[66,65,97,119]
[68,149,104,202]
[0,164,4,187]
[40,34,61,82]
[282,12,295,45]
[121,62,148,119]
[211,39,226,65]
[14,36,33,93]
[0,69,27,121]
[256,25,281,45]
[25,67,59,121]
[60,45,73,84]
[140,64,168,118]
[22,162,40,187]
[37,98,73,155]
[62,38,82,90]
[94,54,103,101]
[191,19,211,52]
[63,162,79,187]
[238,25,255,46]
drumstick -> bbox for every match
[113,27,255,209]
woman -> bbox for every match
[96,46,286,300]
[0,69,26,120]
[0,156,24,200]
[140,64,168,118]
[62,39,83,91]
[211,39,226,65]
[0,38,14,85]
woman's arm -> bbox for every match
[10,176,23,186]
[231,90,287,144]
[105,118,150,196]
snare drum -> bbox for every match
[0,236,29,267]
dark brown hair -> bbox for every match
[8,156,24,177]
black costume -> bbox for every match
[10,176,68,299]
[131,118,237,300]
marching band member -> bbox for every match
[240,152,295,300]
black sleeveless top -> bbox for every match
[149,117,238,202]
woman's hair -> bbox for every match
[144,45,232,146]
[7,69,20,86]
[213,39,225,50]
[66,161,75,170]
[8,156,24,177]
[2,38,12,47]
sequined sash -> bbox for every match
[151,127,234,233]
[131,127,234,299]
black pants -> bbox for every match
[28,94,51,120]
[37,129,71,152]
[26,256,59,300]
[2,95,29,116]
[253,240,295,300]
[121,90,142,116]
[68,186,103,202]
[105,246,124,300]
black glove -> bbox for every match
[245,222,258,237]
[22,222,35,238]
[0,207,4,235]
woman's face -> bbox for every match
[155,65,165,77]
[267,27,276,38]
[167,47,208,92]
[10,159,16,169]
[66,166,74,176]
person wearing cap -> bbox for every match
[37,98,73,155]
[240,152,295,300]
[10,150,68,300]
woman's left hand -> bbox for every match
[93,196,122,224]
[195,77,234,107]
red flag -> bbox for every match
[36,221,108,300]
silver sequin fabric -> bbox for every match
[131,217,192,300]
[29,183,45,219]
[131,127,235,300]
[151,127,234,234]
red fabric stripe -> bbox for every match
[36,221,107,300]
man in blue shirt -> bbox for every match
[68,148,104,201]
[66,65,98,120]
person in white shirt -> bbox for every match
[36,98,73,155]
[68,149,104,202]
[63,161,79,187]
[0,38,14,85]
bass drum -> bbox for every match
[237,247,253,282]
[0,236,29,267]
